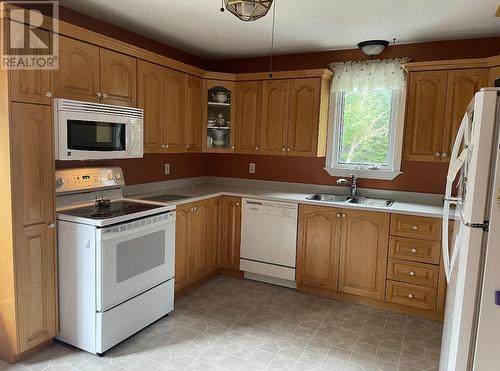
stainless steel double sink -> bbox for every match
[305,193,394,207]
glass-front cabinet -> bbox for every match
[203,80,236,152]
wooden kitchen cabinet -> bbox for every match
[174,203,191,291]
[99,48,137,107]
[441,69,488,156]
[52,35,100,102]
[221,196,242,270]
[206,197,222,273]
[163,68,186,152]
[235,81,262,154]
[260,79,290,155]
[137,60,164,153]
[188,201,209,281]
[184,75,203,152]
[404,71,448,162]
[0,103,57,361]
[296,205,341,291]
[338,209,390,300]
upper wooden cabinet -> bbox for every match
[163,68,186,152]
[442,69,488,155]
[99,48,137,106]
[260,79,290,155]
[296,205,341,291]
[221,196,242,270]
[52,36,100,102]
[235,81,262,154]
[138,60,164,153]
[260,75,331,157]
[185,75,203,152]
[53,36,136,107]
[404,67,488,162]
[338,209,390,300]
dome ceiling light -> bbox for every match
[358,40,390,56]
[223,0,274,22]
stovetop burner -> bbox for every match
[60,200,164,220]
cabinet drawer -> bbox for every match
[390,214,441,241]
[387,259,438,288]
[389,236,440,264]
[386,280,436,311]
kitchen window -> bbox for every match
[325,59,408,180]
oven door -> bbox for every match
[96,212,175,312]
[56,109,143,160]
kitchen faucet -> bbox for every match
[336,174,358,197]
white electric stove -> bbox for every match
[55,167,176,355]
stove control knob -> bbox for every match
[115,172,122,180]
[107,173,114,181]
[55,177,64,189]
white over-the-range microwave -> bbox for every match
[54,99,144,160]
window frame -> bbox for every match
[325,88,406,180]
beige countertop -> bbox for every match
[126,182,448,219]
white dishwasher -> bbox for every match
[240,198,298,288]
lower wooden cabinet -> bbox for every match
[174,197,221,292]
[296,205,341,291]
[386,280,437,311]
[221,196,242,270]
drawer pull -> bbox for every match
[409,271,415,276]
[408,293,414,299]
[412,225,418,230]
[336,213,341,218]
[411,248,417,253]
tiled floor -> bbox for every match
[0,276,443,371]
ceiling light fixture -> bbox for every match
[357,40,389,56]
[223,0,273,21]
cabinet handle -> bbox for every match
[96,92,102,98]
[411,248,417,254]
[236,202,240,206]
[287,148,291,152]
[441,152,447,158]
[412,225,418,230]
[409,271,416,276]
[281,147,286,152]
[408,293,414,299]
[435,152,441,157]
[48,223,55,229]
[255,147,259,151]
[165,144,169,149]
[102,93,108,99]
[186,145,190,149]
[341,213,346,218]
[45,91,52,97]
[336,213,341,218]
[231,145,235,150]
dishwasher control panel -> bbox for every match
[242,199,298,217]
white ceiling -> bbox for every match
[60,0,500,60]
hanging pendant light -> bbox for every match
[224,0,273,21]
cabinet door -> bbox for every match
[163,68,185,152]
[296,205,341,291]
[175,203,191,291]
[260,79,289,155]
[9,26,51,105]
[235,81,262,154]
[100,48,137,107]
[221,196,241,270]
[184,75,203,152]
[52,35,99,102]
[442,69,488,159]
[404,71,448,162]
[137,60,164,153]
[287,78,321,157]
[206,197,222,273]
[10,103,56,352]
[488,66,500,87]
[338,209,389,300]
[188,202,208,281]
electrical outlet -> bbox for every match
[249,163,256,174]
[164,163,170,175]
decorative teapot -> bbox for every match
[213,113,226,127]
[212,91,229,103]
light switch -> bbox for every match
[164,163,170,175]
[249,163,256,174]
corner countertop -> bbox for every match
[126,183,449,219]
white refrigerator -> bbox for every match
[440,88,500,371]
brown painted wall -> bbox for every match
[207,37,500,73]
[206,154,449,194]
[55,153,208,186]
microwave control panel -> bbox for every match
[55,167,125,194]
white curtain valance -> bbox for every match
[329,58,410,92]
